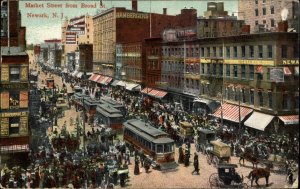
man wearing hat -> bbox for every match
[192,152,200,175]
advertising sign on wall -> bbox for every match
[270,68,284,83]
[66,15,85,44]
[0,118,9,136]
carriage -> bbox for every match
[195,129,215,153]
[209,164,247,188]
[206,140,231,167]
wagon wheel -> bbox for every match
[212,156,219,167]
[209,173,220,189]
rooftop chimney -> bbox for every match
[163,8,167,15]
[277,21,288,32]
[132,0,137,11]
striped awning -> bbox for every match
[211,102,253,123]
[88,74,100,82]
[141,87,167,99]
[100,76,113,85]
[278,115,299,125]
[96,75,105,84]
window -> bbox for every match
[255,21,259,25]
[257,72,263,81]
[255,0,258,4]
[213,47,217,57]
[233,46,238,58]
[263,0,266,4]
[201,47,204,57]
[250,89,254,105]
[258,90,263,106]
[9,117,20,135]
[270,6,274,14]
[226,65,230,77]
[201,63,205,74]
[241,46,246,58]
[9,92,19,109]
[10,67,20,82]
[241,65,246,78]
[207,47,210,57]
[258,45,263,58]
[219,47,223,57]
[242,89,246,103]
[249,45,254,58]
[213,64,217,75]
[294,44,299,58]
[255,9,259,16]
[271,19,275,27]
[249,65,254,79]
[226,47,230,58]
[262,8,266,15]
[281,45,288,58]
[207,63,210,74]
[267,45,273,58]
[295,95,299,109]
[283,93,291,109]
[219,64,223,76]
[268,92,273,109]
[233,65,238,78]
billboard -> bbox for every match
[270,68,284,83]
[66,15,86,44]
[162,28,197,42]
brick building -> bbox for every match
[0,0,30,164]
[78,44,93,78]
[93,0,197,80]
[198,31,299,134]
[238,0,299,33]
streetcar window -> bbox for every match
[157,145,163,153]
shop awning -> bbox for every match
[244,111,274,131]
[193,98,220,113]
[141,87,167,99]
[62,68,68,73]
[116,80,126,87]
[125,83,141,91]
[99,76,113,85]
[76,72,83,78]
[96,75,105,84]
[111,80,120,86]
[89,74,100,82]
[283,67,292,75]
[1,144,29,153]
[278,115,299,125]
[211,102,253,123]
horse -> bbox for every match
[239,151,260,168]
[247,164,271,187]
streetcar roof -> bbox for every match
[124,119,171,140]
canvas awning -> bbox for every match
[244,111,274,131]
[116,80,126,87]
[89,74,101,82]
[141,87,167,99]
[111,80,120,86]
[96,75,105,84]
[125,83,141,91]
[211,102,253,123]
[278,115,299,125]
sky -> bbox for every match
[18,0,238,44]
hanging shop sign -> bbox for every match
[270,68,284,83]
[0,118,9,136]
[19,116,28,135]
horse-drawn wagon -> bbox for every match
[209,164,247,188]
[195,129,215,153]
[179,121,194,142]
[207,140,231,167]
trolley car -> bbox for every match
[100,97,126,116]
[96,104,124,131]
[123,119,175,167]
